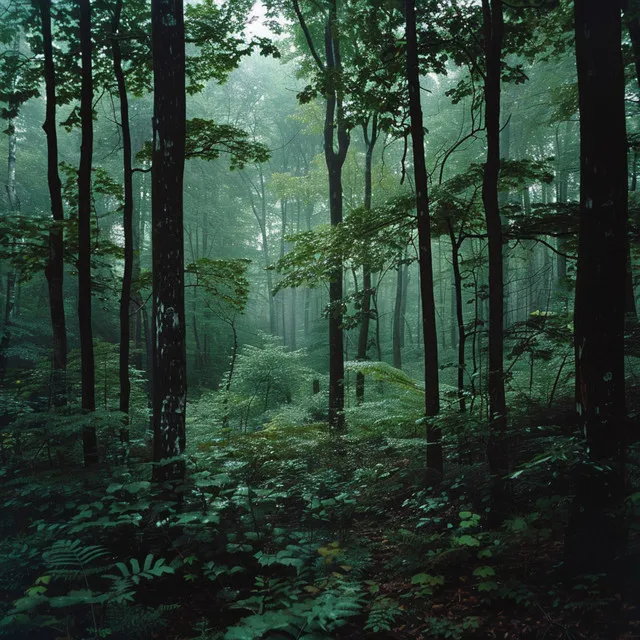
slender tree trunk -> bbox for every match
[39,0,67,406]
[356,116,377,404]
[323,1,349,430]
[132,165,146,372]
[0,35,20,385]
[405,0,441,474]
[393,253,404,370]
[151,0,187,484]
[78,0,98,465]
[400,259,408,348]
[112,0,132,443]
[482,0,508,521]
[449,222,466,412]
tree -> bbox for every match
[481,0,508,520]
[151,0,187,483]
[110,0,135,442]
[405,0,441,473]
[290,0,350,430]
[77,0,98,465]
[38,0,68,406]
[565,0,629,575]
[573,0,628,461]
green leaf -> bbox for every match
[456,535,480,547]
[473,566,496,578]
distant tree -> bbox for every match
[151,0,187,483]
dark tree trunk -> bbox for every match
[356,116,377,404]
[112,0,132,443]
[448,221,466,412]
[400,259,408,348]
[0,35,20,385]
[405,0,441,474]
[565,0,629,579]
[482,0,508,521]
[573,0,628,459]
[39,0,67,405]
[78,0,98,466]
[393,254,404,370]
[151,0,187,484]
[323,2,349,430]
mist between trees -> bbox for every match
[0,1,639,638]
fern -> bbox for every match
[365,596,404,633]
[43,539,110,580]
[103,554,174,603]
[345,360,423,394]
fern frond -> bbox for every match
[43,540,110,578]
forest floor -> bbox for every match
[1,405,640,639]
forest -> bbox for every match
[0,0,639,637]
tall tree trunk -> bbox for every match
[482,0,508,521]
[151,0,187,484]
[499,118,511,328]
[449,221,466,412]
[78,0,98,465]
[0,34,20,385]
[393,253,404,370]
[39,0,67,406]
[112,0,133,442]
[400,259,409,348]
[566,0,629,576]
[405,0,441,473]
[323,2,349,430]
[356,115,377,404]
[574,0,628,459]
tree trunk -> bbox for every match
[565,0,629,579]
[393,253,404,370]
[0,34,20,386]
[151,0,187,484]
[323,1,349,430]
[574,0,628,459]
[356,116,377,404]
[112,0,133,442]
[39,0,67,406]
[482,0,508,522]
[405,0,441,474]
[449,222,466,412]
[77,0,98,466]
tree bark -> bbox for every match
[448,221,466,412]
[77,0,98,466]
[393,253,404,370]
[112,0,133,443]
[356,116,377,404]
[482,0,508,521]
[573,0,628,459]
[405,0,441,474]
[151,0,187,484]
[323,1,349,430]
[0,34,20,386]
[39,0,68,406]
